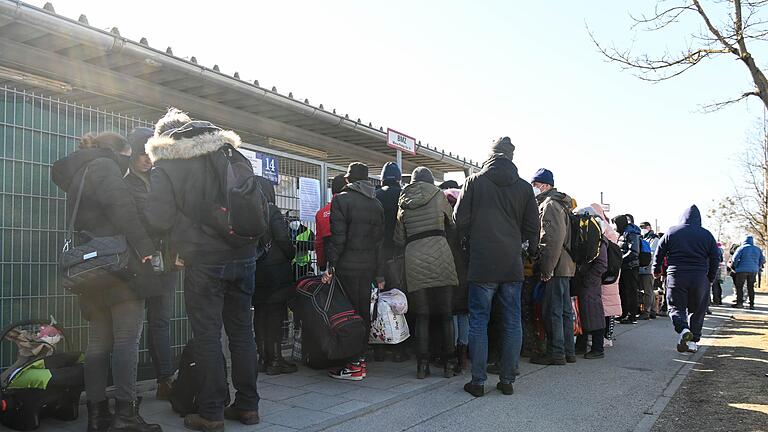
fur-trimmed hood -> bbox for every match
[145,129,242,163]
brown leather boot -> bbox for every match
[224,405,260,425]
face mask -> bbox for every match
[290,221,301,231]
[641,228,650,236]
[532,186,542,196]
[116,154,131,175]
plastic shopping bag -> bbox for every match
[369,288,410,344]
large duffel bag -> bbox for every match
[169,338,230,417]
[288,276,367,367]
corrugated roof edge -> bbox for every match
[6,0,479,169]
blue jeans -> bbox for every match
[185,258,259,421]
[146,273,178,381]
[468,281,522,385]
[541,277,575,359]
[454,313,469,346]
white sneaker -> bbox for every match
[686,341,699,353]
[604,338,613,348]
[677,329,693,353]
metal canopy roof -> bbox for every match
[0,1,480,177]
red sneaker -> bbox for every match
[329,362,364,381]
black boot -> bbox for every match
[87,400,112,432]
[108,399,162,432]
[256,339,268,374]
[416,357,431,379]
[442,355,457,378]
[268,342,298,374]
[456,344,469,374]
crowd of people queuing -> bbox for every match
[50,108,762,432]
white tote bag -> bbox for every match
[369,288,410,344]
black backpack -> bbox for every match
[205,144,270,248]
[602,240,623,284]
[169,339,230,417]
[565,212,603,265]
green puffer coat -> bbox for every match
[394,182,458,292]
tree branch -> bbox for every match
[702,91,761,112]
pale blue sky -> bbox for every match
[31,0,765,233]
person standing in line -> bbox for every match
[323,162,385,381]
[573,207,609,359]
[731,235,766,310]
[530,168,577,366]
[443,185,470,373]
[454,137,540,397]
[145,109,262,430]
[638,221,660,319]
[652,205,720,353]
[52,132,161,432]
[590,204,622,347]
[315,174,347,272]
[124,127,177,400]
[394,167,458,379]
[613,214,642,324]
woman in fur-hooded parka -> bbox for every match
[591,203,623,318]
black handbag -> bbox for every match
[58,165,132,294]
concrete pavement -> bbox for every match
[38,284,742,432]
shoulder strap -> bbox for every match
[64,165,90,248]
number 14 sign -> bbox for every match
[386,128,417,155]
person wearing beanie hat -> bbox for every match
[395,166,458,378]
[316,174,347,270]
[439,180,460,190]
[411,166,435,184]
[325,161,385,381]
[454,137,540,397]
[530,168,577,366]
[489,136,515,161]
[380,161,402,183]
[124,126,178,401]
[144,108,261,429]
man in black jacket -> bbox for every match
[376,161,403,263]
[125,127,176,400]
[454,137,540,397]
[323,162,385,381]
[144,109,261,430]
[613,214,642,324]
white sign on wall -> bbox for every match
[386,128,417,155]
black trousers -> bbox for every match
[415,314,454,359]
[734,272,757,306]
[619,267,640,319]
[254,302,286,358]
[336,270,374,358]
[711,278,722,305]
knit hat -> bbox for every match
[345,162,369,182]
[439,180,460,190]
[490,136,515,160]
[330,174,346,195]
[411,166,435,184]
[531,168,554,186]
[127,127,153,156]
[380,162,402,182]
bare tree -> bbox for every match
[591,0,768,111]
[707,196,739,242]
[729,119,768,249]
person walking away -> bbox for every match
[51,132,161,432]
[394,167,459,378]
[125,127,178,400]
[253,177,298,375]
[591,204,622,347]
[731,235,766,310]
[573,207,608,359]
[374,162,409,363]
[454,137,540,397]
[613,214,642,324]
[443,186,470,373]
[530,168,577,366]
[652,205,720,353]
[323,162,385,381]
[638,222,660,319]
[145,109,262,430]
[316,175,349,272]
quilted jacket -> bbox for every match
[394,181,458,292]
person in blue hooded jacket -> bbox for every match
[652,205,720,354]
[731,235,766,309]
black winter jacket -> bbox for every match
[454,156,540,283]
[144,129,257,265]
[51,148,155,316]
[327,180,385,275]
[375,181,403,260]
